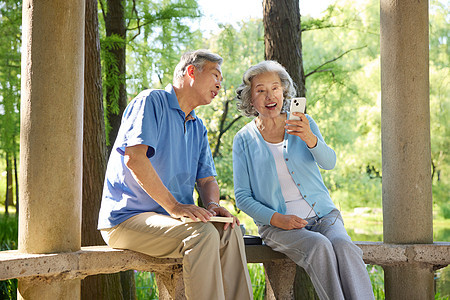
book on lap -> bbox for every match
[180,216,234,223]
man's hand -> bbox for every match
[208,204,240,230]
[270,212,307,230]
[197,176,239,230]
[169,202,213,223]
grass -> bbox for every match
[0,211,18,251]
[248,263,266,299]
[135,271,159,299]
[133,263,266,300]
[133,263,387,299]
[0,212,18,300]
[368,265,385,299]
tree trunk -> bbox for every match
[81,0,132,299]
[5,153,13,216]
[263,0,306,97]
[103,1,137,297]
[13,149,19,215]
[263,2,317,298]
[105,0,127,156]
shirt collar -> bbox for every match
[165,84,197,120]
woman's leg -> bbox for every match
[258,224,345,300]
[312,210,375,300]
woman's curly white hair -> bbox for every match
[235,60,297,117]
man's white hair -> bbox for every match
[173,49,223,84]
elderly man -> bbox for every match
[98,49,253,300]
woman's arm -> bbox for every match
[233,134,278,225]
[286,113,336,170]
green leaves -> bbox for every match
[0,0,446,217]
[0,0,21,158]
[121,0,203,94]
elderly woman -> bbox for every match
[233,60,374,300]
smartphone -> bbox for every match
[288,97,306,121]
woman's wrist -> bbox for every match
[306,134,318,148]
[270,212,281,227]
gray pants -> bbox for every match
[258,210,375,300]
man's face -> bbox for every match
[192,61,223,106]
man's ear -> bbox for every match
[187,65,195,79]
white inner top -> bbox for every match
[265,140,316,219]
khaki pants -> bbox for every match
[101,212,253,300]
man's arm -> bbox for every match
[124,144,213,222]
[197,176,240,229]
[196,176,220,209]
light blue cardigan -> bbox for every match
[233,114,337,226]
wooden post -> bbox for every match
[380,0,433,298]
[18,0,85,299]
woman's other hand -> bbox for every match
[270,212,308,230]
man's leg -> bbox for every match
[102,212,226,300]
[212,223,253,300]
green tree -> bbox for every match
[263,0,306,96]
[97,1,203,296]
[300,0,382,210]
[102,0,127,155]
[0,0,21,215]
[99,0,202,154]
[429,0,449,218]
[125,0,203,92]
[81,0,128,298]
[197,1,381,212]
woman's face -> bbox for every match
[251,72,284,119]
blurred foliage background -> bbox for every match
[0,0,448,298]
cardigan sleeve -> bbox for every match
[233,133,277,225]
[307,115,336,170]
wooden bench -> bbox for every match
[1,241,449,299]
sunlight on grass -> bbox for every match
[0,206,16,215]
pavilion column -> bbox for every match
[18,0,85,299]
[380,0,433,299]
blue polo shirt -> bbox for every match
[98,84,217,229]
